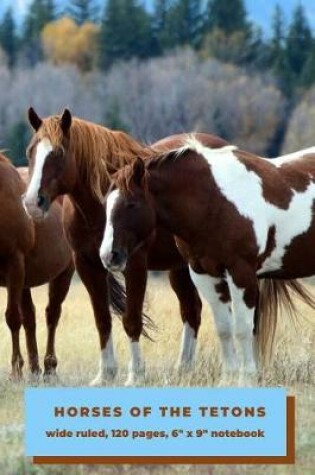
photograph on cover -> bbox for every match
[0,0,314,474]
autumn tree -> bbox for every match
[41,16,99,70]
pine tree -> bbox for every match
[205,0,249,36]
[166,0,203,48]
[201,0,256,66]
[98,0,152,69]
[23,0,56,64]
[152,0,172,53]
[0,9,17,67]
[6,121,30,167]
[68,0,99,25]
[269,5,290,90]
[285,4,312,80]
[270,4,285,67]
[300,42,315,89]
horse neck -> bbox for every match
[146,159,201,238]
[71,122,148,189]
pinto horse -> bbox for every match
[0,155,75,379]
[100,138,315,374]
[23,108,228,385]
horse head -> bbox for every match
[100,157,156,272]
[23,107,75,220]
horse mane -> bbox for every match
[34,115,154,199]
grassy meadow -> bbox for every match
[0,274,314,475]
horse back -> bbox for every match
[153,132,228,152]
[0,161,34,257]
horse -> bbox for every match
[100,137,315,375]
[22,107,229,385]
[0,156,75,380]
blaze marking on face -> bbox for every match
[100,189,120,266]
[25,138,53,205]
[182,138,315,275]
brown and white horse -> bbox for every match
[23,108,228,385]
[0,156,74,380]
[100,137,315,374]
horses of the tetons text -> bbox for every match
[22,107,228,385]
[0,156,74,380]
[100,138,315,376]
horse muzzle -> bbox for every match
[100,248,127,272]
[22,194,47,221]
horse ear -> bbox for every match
[132,157,145,188]
[60,108,72,135]
[28,107,43,131]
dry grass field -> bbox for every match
[0,273,314,475]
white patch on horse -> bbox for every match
[125,340,145,386]
[189,268,238,372]
[183,138,315,275]
[177,322,196,370]
[90,332,117,386]
[225,273,257,374]
[24,138,52,206]
[266,146,315,167]
[100,189,120,268]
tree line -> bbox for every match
[0,0,315,95]
[0,0,314,166]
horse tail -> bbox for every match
[107,272,157,340]
[255,279,315,364]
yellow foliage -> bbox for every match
[41,17,99,71]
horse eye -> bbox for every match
[127,202,137,209]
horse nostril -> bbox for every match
[37,194,45,209]
[111,250,121,264]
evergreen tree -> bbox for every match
[105,97,129,131]
[205,0,249,36]
[0,9,17,67]
[23,0,56,64]
[98,0,152,69]
[6,121,30,167]
[300,42,315,89]
[166,0,203,48]
[152,0,172,53]
[270,4,286,69]
[68,0,99,25]
[202,0,257,67]
[269,4,290,91]
[285,4,312,80]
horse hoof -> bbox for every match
[124,370,145,387]
[28,368,42,384]
[89,368,118,386]
[43,371,59,385]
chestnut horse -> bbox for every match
[100,138,315,374]
[0,156,75,380]
[23,108,228,385]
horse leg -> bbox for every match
[5,252,25,380]
[75,252,117,386]
[21,288,41,377]
[168,267,202,371]
[226,262,258,377]
[189,269,238,374]
[44,264,74,379]
[123,252,147,386]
